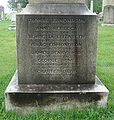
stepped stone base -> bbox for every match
[5,71,109,114]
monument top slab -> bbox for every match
[29,0,87,4]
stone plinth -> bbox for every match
[5,71,109,113]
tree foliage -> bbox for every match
[8,0,28,10]
[88,0,102,13]
[93,0,102,13]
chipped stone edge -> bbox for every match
[5,71,109,113]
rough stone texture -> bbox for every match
[102,0,114,25]
[21,3,93,15]
[5,71,109,113]
[0,6,4,20]
[29,0,88,4]
[103,0,114,7]
[103,6,114,24]
[17,4,97,84]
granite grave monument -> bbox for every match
[5,0,109,113]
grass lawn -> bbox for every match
[0,21,114,120]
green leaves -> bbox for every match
[8,0,28,10]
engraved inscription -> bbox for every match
[27,16,86,83]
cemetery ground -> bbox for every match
[0,21,114,120]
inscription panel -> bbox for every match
[27,16,86,83]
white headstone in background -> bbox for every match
[0,6,4,21]
[10,11,17,22]
[8,11,16,30]
[90,0,93,12]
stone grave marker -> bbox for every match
[103,0,114,25]
[8,11,16,31]
[5,0,109,113]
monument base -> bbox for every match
[5,71,109,114]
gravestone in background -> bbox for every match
[8,12,16,31]
[5,0,109,113]
[0,6,4,21]
[103,0,114,25]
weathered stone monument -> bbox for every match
[103,0,114,25]
[5,0,109,113]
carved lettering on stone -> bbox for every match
[26,15,87,83]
